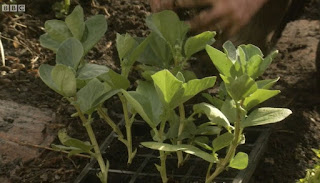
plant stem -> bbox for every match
[205,102,243,183]
[97,107,127,145]
[177,104,185,167]
[119,93,135,164]
[160,151,168,183]
[74,105,108,183]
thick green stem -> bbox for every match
[119,93,135,164]
[160,151,168,183]
[157,119,168,183]
[74,105,108,183]
[177,104,185,167]
[205,102,243,183]
[97,107,127,145]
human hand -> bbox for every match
[149,0,268,36]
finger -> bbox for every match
[188,9,220,31]
[175,0,212,8]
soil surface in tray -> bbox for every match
[0,0,320,183]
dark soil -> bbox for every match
[0,0,319,183]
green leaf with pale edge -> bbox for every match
[229,152,248,170]
[193,103,232,130]
[239,44,263,62]
[45,20,72,42]
[243,89,280,111]
[242,107,292,128]
[256,78,279,89]
[206,45,233,77]
[223,41,237,63]
[196,126,221,135]
[56,38,83,69]
[82,15,107,54]
[51,64,76,97]
[184,31,216,58]
[141,142,217,163]
[38,64,58,93]
[39,33,60,52]
[76,78,109,114]
[146,10,189,47]
[212,132,234,152]
[77,63,109,80]
[65,5,85,40]
[116,33,137,61]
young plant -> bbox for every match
[142,42,292,183]
[122,69,216,183]
[299,148,320,183]
[40,5,107,55]
[137,10,216,81]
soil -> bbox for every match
[0,0,319,183]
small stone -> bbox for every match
[54,175,60,180]
[0,78,11,84]
[11,63,25,70]
[40,173,48,181]
[0,66,11,72]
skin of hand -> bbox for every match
[149,0,269,36]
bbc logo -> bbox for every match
[1,4,25,13]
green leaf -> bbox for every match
[76,78,109,114]
[206,45,234,77]
[184,31,216,58]
[82,15,107,54]
[246,55,263,79]
[212,132,234,152]
[176,72,185,82]
[39,33,60,52]
[194,136,212,150]
[229,152,248,170]
[77,63,109,80]
[242,107,292,128]
[99,70,130,90]
[202,93,224,109]
[258,50,278,76]
[243,89,280,111]
[193,103,232,131]
[137,33,172,68]
[180,76,216,105]
[58,129,93,155]
[151,70,184,108]
[222,74,257,101]
[65,5,85,40]
[56,38,83,69]
[39,64,59,93]
[223,41,237,63]
[51,64,77,97]
[44,20,72,42]
[256,77,279,89]
[141,142,217,163]
[146,10,189,47]
[221,99,237,123]
[116,33,138,61]
[122,81,163,128]
[196,126,221,135]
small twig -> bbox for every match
[0,32,5,66]
[91,0,111,17]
